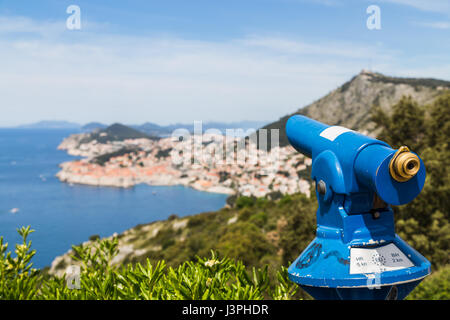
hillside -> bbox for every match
[82,122,108,132]
[81,123,156,144]
[58,123,159,158]
[262,70,450,147]
[50,76,450,277]
[48,77,450,300]
[132,122,172,136]
[16,120,81,130]
[134,120,269,137]
[49,192,317,279]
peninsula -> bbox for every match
[56,124,312,197]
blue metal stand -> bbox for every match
[285,115,431,300]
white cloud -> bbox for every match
[0,16,62,34]
[239,36,397,60]
[0,15,446,127]
[393,62,450,80]
[282,0,343,6]
[381,0,450,15]
[418,21,450,29]
[0,15,109,38]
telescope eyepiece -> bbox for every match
[389,146,420,182]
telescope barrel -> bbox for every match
[285,115,329,158]
[285,115,426,205]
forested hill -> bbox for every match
[47,91,450,300]
[45,84,450,300]
[261,70,450,147]
[80,123,158,144]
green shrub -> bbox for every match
[187,215,206,228]
[0,227,39,299]
[279,194,292,206]
[0,227,298,300]
[216,222,276,267]
[236,196,255,209]
[371,93,450,268]
[249,212,268,228]
[89,235,100,241]
[162,239,176,250]
[407,265,450,300]
[238,207,254,221]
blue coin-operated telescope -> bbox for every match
[286,115,431,300]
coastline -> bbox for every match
[56,162,235,195]
[55,133,312,198]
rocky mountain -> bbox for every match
[79,121,270,137]
[58,123,158,158]
[82,122,108,132]
[132,122,171,136]
[86,123,156,144]
[134,120,269,137]
[16,120,81,130]
[262,70,450,147]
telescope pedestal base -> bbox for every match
[299,279,421,300]
[288,234,431,300]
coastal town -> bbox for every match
[56,127,312,198]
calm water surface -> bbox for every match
[0,129,227,268]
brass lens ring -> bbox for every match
[389,146,420,182]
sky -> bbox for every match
[0,0,449,126]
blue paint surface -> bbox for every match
[285,115,430,300]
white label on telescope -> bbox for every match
[350,243,414,274]
[320,126,353,141]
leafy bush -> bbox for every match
[236,196,256,209]
[249,212,268,228]
[89,235,100,241]
[371,93,450,268]
[407,265,450,300]
[0,227,39,299]
[216,222,276,267]
[0,227,298,300]
[238,207,254,221]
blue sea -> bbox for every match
[0,129,228,269]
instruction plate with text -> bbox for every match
[350,243,414,274]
